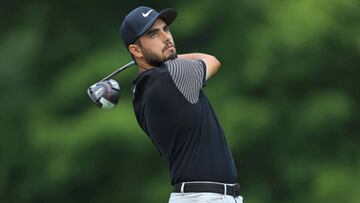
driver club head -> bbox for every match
[87,79,120,109]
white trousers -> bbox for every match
[168,192,243,203]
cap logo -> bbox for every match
[142,9,153,17]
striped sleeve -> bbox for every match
[165,58,206,104]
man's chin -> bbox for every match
[166,52,178,60]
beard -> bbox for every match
[142,44,177,67]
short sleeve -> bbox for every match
[165,58,206,104]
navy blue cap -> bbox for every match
[120,6,177,48]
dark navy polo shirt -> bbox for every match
[132,58,237,185]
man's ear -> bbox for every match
[128,44,143,58]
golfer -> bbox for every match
[120,6,243,203]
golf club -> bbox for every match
[99,60,136,82]
[87,61,136,108]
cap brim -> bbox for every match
[137,8,177,38]
[158,8,177,25]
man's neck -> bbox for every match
[136,60,156,72]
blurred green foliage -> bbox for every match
[1,0,359,202]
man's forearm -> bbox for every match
[177,53,210,60]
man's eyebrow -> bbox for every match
[145,25,169,36]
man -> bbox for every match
[120,6,243,203]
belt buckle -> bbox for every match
[180,182,186,194]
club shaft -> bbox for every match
[100,61,136,82]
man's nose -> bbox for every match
[161,31,171,41]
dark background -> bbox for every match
[1,0,359,202]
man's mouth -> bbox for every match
[166,45,174,50]
[163,43,175,52]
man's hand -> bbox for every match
[177,53,221,80]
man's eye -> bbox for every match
[164,27,170,32]
[150,32,158,38]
